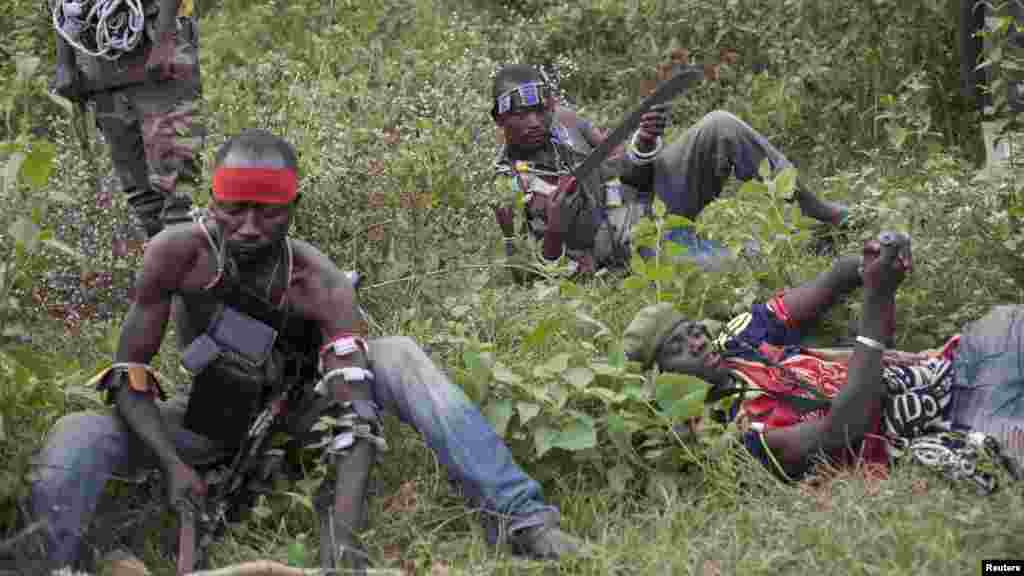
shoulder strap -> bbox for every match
[199,215,226,292]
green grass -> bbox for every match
[4,0,1024,574]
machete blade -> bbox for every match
[572,65,703,182]
[176,504,198,575]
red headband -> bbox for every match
[212,166,298,205]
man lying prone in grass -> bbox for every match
[625,232,1024,490]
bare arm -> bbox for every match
[288,241,370,391]
[287,242,377,570]
[761,292,892,474]
[113,231,194,473]
[762,236,911,475]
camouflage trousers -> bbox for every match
[91,22,204,238]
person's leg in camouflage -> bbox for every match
[92,18,203,239]
[93,89,166,239]
[135,17,204,233]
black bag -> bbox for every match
[183,304,286,448]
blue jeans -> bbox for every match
[31,336,554,567]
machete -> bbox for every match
[571,64,704,182]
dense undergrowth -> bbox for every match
[2,0,1024,573]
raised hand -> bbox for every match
[635,103,672,151]
[861,231,912,298]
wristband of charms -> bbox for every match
[318,334,369,374]
[322,399,389,458]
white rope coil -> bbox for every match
[53,0,146,61]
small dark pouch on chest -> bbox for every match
[183,304,285,448]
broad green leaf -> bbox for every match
[463,348,481,371]
[630,257,648,277]
[758,157,772,180]
[590,362,620,376]
[662,242,687,259]
[664,214,695,229]
[775,166,798,196]
[667,389,709,421]
[653,198,667,218]
[548,380,571,410]
[622,275,649,293]
[491,362,522,385]
[574,310,610,338]
[15,55,41,82]
[563,366,594,390]
[3,152,26,195]
[606,413,636,457]
[21,141,56,189]
[43,238,83,261]
[607,344,626,370]
[287,538,309,567]
[48,189,74,203]
[646,264,675,283]
[553,418,597,451]
[8,216,40,252]
[655,373,711,408]
[542,352,571,374]
[738,179,768,197]
[607,463,634,493]
[525,320,551,348]
[517,402,540,425]
[533,425,558,457]
[47,92,75,115]
[585,387,627,404]
[484,399,514,437]
[887,124,909,150]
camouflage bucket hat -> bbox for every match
[622,303,685,369]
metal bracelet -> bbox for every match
[626,132,663,165]
[314,366,374,396]
[855,335,886,351]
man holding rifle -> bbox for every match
[51,0,203,239]
[26,130,579,574]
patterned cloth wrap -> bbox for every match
[722,299,1010,492]
[882,358,1006,494]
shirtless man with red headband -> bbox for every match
[24,130,579,574]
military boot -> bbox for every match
[507,509,583,560]
[160,191,196,231]
[125,187,166,240]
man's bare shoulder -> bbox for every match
[288,238,349,285]
[139,222,214,292]
[285,238,358,326]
